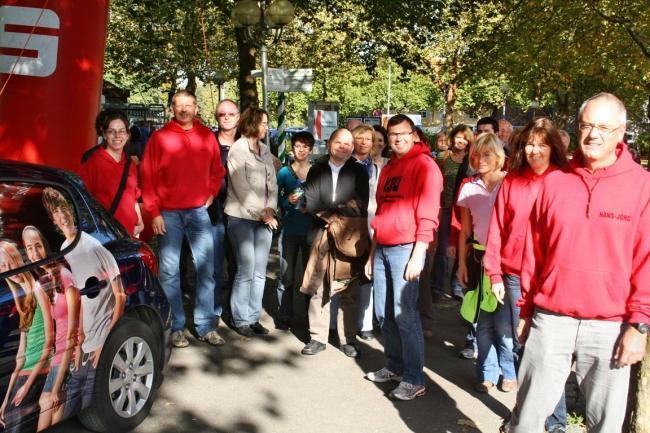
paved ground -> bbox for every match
[50,296,517,433]
[50,242,519,433]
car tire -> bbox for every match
[78,316,160,433]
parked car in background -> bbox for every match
[0,160,170,433]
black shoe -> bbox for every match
[301,339,326,355]
[357,330,374,341]
[250,322,269,335]
[341,343,359,358]
[235,325,255,337]
[275,321,290,331]
[327,329,341,347]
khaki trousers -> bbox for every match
[308,279,358,344]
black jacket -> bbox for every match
[303,155,369,241]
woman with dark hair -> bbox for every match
[484,118,568,421]
[0,241,54,432]
[22,226,80,429]
[78,109,143,237]
[372,125,389,165]
[276,131,313,330]
[225,107,278,337]
[431,124,474,301]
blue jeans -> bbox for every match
[505,274,567,430]
[228,216,273,327]
[211,221,226,318]
[430,207,451,294]
[159,207,215,336]
[476,298,517,384]
[373,243,425,386]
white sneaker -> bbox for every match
[365,367,402,383]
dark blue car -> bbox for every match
[0,160,170,432]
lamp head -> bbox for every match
[265,0,295,27]
[231,0,262,27]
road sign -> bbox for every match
[250,68,313,92]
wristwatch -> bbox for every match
[631,323,649,334]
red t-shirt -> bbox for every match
[79,148,140,234]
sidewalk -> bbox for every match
[52,244,518,433]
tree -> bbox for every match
[489,0,649,130]
[361,0,509,129]
[106,0,237,99]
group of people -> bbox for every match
[75,90,648,432]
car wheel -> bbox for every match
[78,317,160,432]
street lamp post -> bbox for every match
[231,0,295,114]
[530,98,540,119]
[500,84,509,120]
[214,70,227,102]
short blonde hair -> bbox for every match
[351,124,375,140]
[469,133,505,171]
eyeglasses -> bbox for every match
[387,131,413,140]
[217,112,238,118]
[106,129,128,136]
[473,151,496,160]
[578,122,623,137]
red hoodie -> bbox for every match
[372,142,443,245]
[484,165,558,284]
[78,148,140,234]
[519,144,650,323]
[140,119,225,218]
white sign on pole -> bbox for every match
[251,68,313,92]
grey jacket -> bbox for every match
[225,137,278,220]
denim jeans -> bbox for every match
[430,207,451,294]
[506,274,567,430]
[159,207,215,336]
[373,243,425,386]
[212,220,226,319]
[277,234,310,323]
[476,299,516,384]
[228,216,273,327]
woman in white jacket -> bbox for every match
[225,107,278,337]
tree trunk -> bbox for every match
[630,341,650,433]
[186,72,197,94]
[236,28,259,112]
[553,92,570,130]
[445,82,457,130]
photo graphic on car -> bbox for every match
[0,160,171,433]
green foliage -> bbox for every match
[106,0,237,93]
[104,0,649,138]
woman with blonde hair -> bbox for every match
[0,241,54,432]
[455,133,513,394]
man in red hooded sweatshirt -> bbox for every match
[140,90,226,348]
[363,114,443,401]
[511,93,650,432]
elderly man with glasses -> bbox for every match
[510,93,650,432]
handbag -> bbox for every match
[460,242,498,323]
